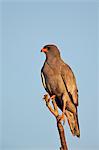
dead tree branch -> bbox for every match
[43,94,68,150]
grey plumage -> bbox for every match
[41,44,80,137]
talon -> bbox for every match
[43,94,48,100]
[43,94,48,101]
[43,94,50,104]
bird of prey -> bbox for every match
[41,44,80,137]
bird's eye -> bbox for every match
[47,47,50,50]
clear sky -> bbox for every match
[1,0,99,150]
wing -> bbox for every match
[65,109,80,137]
[41,71,47,91]
[61,63,78,106]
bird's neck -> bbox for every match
[46,56,61,67]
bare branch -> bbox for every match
[43,94,68,150]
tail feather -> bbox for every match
[65,109,80,137]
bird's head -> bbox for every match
[41,44,60,59]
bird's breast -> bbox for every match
[42,62,66,97]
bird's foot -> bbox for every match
[50,95,56,102]
[57,113,66,125]
[43,94,50,106]
[50,95,56,99]
[43,94,56,106]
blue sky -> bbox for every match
[0,1,99,150]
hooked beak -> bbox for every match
[41,48,48,53]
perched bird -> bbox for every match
[41,44,80,137]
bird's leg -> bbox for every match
[57,104,66,125]
[57,94,67,125]
[63,99,66,125]
[51,95,58,116]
